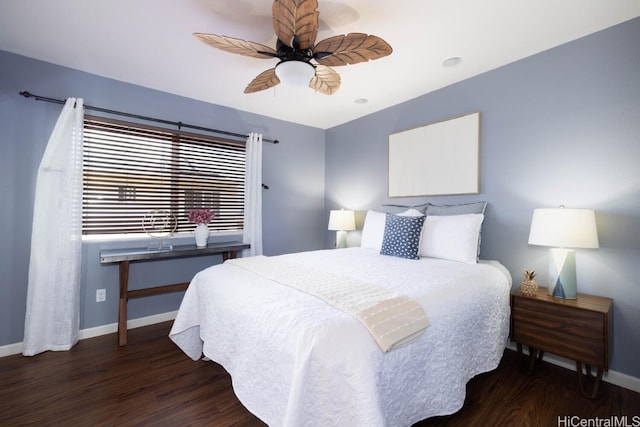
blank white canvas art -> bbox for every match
[388,112,480,197]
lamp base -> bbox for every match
[547,248,577,299]
[335,230,348,249]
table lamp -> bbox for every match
[528,206,599,299]
[328,209,356,248]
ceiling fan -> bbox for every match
[194,0,393,95]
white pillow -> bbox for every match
[360,210,386,250]
[419,214,484,264]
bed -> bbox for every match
[170,225,512,426]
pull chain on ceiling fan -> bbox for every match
[194,0,393,95]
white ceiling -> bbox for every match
[1,1,639,129]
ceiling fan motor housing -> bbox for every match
[276,39,313,63]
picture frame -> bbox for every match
[388,112,480,197]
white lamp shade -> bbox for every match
[528,208,599,249]
[328,209,356,231]
[275,61,315,87]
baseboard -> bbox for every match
[77,311,178,340]
[506,341,640,394]
[0,342,22,359]
[0,311,178,358]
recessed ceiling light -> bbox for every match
[442,57,463,68]
[355,98,368,104]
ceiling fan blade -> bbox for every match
[309,64,340,95]
[272,0,319,50]
[313,33,392,67]
[194,33,277,59]
[244,68,281,93]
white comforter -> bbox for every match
[169,248,512,427]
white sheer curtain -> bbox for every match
[242,132,263,257]
[23,98,84,356]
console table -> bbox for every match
[100,242,249,346]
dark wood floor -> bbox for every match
[1,322,638,426]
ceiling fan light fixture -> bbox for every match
[275,61,315,87]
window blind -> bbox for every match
[82,116,245,236]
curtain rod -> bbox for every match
[19,91,279,144]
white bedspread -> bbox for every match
[169,248,512,427]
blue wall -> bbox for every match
[325,18,640,378]
[0,51,326,344]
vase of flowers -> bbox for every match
[188,209,214,248]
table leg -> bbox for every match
[516,342,544,375]
[222,250,239,261]
[576,361,604,399]
[118,260,130,346]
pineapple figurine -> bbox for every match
[520,269,538,297]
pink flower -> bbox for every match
[188,209,214,225]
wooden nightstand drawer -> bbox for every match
[512,297,604,338]
[511,297,606,366]
[512,316,604,366]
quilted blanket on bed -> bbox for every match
[169,248,512,427]
[226,255,429,352]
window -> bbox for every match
[82,116,245,236]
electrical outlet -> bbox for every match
[96,289,106,302]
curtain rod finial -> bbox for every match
[19,91,33,98]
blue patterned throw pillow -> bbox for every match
[380,214,425,259]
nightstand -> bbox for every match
[510,286,612,398]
